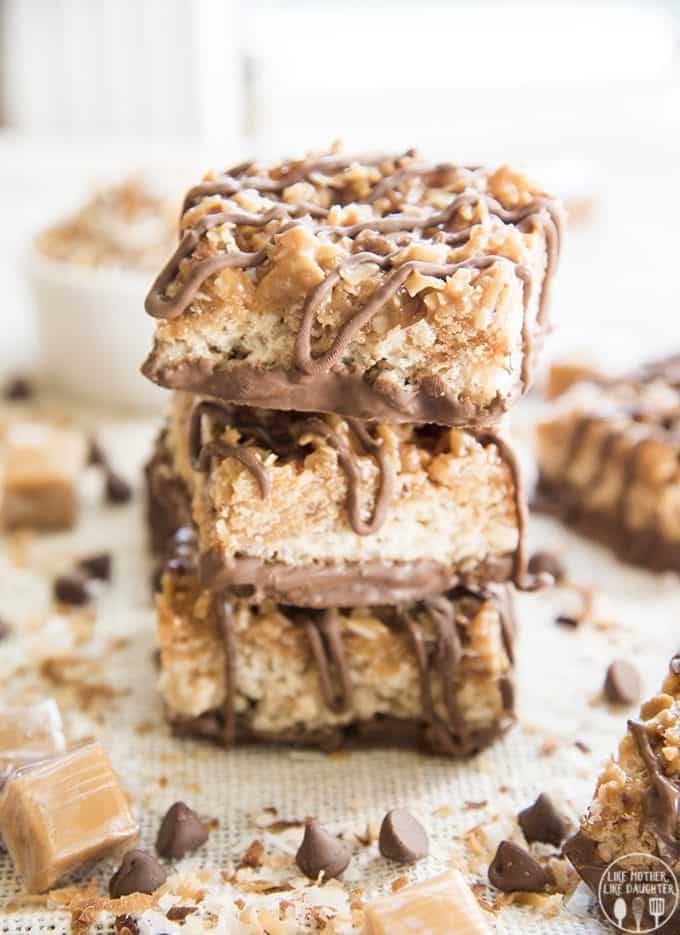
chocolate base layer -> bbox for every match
[564,832,680,934]
[534,478,680,574]
[198,549,515,608]
[166,705,513,759]
[142,356,510,428]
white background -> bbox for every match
[1,0,679,381]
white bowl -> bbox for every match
[27,250,166,413]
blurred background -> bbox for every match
[1,0,679,400]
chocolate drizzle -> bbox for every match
[299,609,353,713]
[291,417,395,535]
[293,252,531,381]
[189,400,271,497]
[398,586,514,754]
[210,584,513,753]
[145,152,562,393]
[477,430,541,592]
[399,599,463,755]
[188,400,395,537]
[539,384,680,557]
[629,720,680,861]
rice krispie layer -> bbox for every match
[565,655,680,933]
[156,538,516,757]
[146,393,529,607]
[143,150,563,426]
[536,355,680,572]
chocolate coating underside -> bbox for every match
[535,478,680,574]
[142,357,510,428]
[198,549,514,607]
[166,705,513,758]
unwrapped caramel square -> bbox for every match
[0,741,138,892]
[0,420,87,530]
[363,870,493,934]
[0,699,66,774]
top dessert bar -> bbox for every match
[143,150,563,426]
[536,355,680,572]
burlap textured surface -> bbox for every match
[2,413,678,934]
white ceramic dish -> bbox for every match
[27,250,166,413]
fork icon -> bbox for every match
[649,897,666,929]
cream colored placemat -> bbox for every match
[2,410,679,934]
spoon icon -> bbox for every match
[613,897,628,929]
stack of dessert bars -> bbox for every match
[142,151,562,756]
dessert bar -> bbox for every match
[146,393,530,607]
[536,355,680,572]
[143,151,562,426]
[156,534,516,757]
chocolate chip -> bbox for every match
[555,614,580,628]
[166,907,197,921]
[0,617,11,640]
[109,849,168,897]
[518,794,568,847]
[295,820,352,880]
[78,552,112,582]
[156,801,209,859]
[528,551,565,583]
[378,809,429,862]
[114,915,139,935]
[488,840,549,893]
[53,572,91,606]
[88,439,106,466]
[106,470,133,504]
[3,376,33,401]
[604,660,642,705]
[670,655,680,676]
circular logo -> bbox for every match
[598,853,679,933]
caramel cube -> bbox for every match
[0,741,138,892]
[363,870,492,935]
[0,699,66,774]
[0,420,87,530]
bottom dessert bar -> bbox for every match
[156,532,516,757]
[564,655,680,934]
[536,356,680,573]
